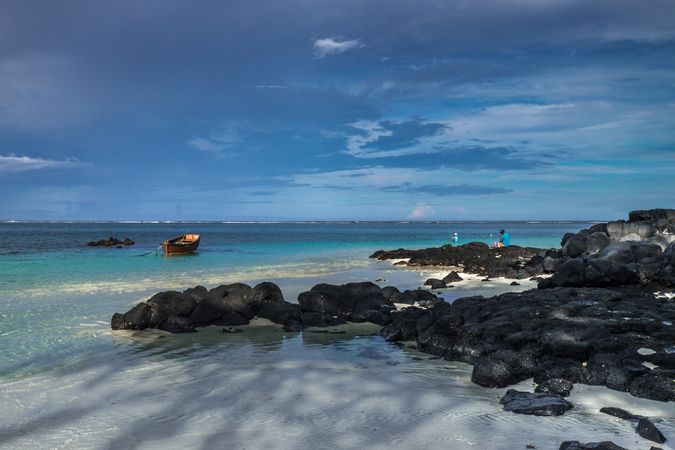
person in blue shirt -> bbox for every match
[498,229,510,247]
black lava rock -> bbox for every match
[636,418,667,444]
[599,407,641,421]
[371,242,550,279]
[443,271,463,283]
[500,389,573,416]
[559,442,627,450]
[535,378,573,397]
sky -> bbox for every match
[1,0,674,221]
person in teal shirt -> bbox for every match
[499,229,510,247]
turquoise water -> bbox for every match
[0,221,590,378]
[0,221,589,298]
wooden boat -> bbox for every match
[161,233,200,256]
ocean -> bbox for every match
[2,221,674,449]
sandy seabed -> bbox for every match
[1,260,673,450]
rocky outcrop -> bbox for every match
[562,209,675,259]
[382,286,675,402]
[112,281,442,333]
[547,241,675,289]
[112,282,301,332]
[547,209,675,289]
[87,236,134,247]
[371,209,675,289]
[371,242,552,279]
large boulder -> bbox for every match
[252,281,286,305]
[190,283,255,325]
[146,291,197,326]
[111,303,151,330]
[298,282,396,326]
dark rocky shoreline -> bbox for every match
[111,209,674,446]
[370,241,554,279]
[111,280,442,334]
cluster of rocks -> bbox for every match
[87,236,135,247]
[382,286,674,402]
[371,242,552,279]
[110,208,674,447]
[543,209,675,289]
[495,396,668,446]
[600,407,666,444]
[372,210,675,291]
[424,271,463,289]
[111,281,442,333]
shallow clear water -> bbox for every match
[3,221,673,449]
[0,221,588,377]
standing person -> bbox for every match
[452,232,459,243]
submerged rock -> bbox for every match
[636,418,667,444]
[87,236,134,247]
[423,278,446,289]
[499,389,573,416]
[559,442,627,450]
[599,407,642,421]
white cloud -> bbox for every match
[254,85,290,90]
[187,124,241,157]
[408,203,434,219]
[0,154,88,173]
[313,38,364,58]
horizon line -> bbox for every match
[0,219,603,224]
